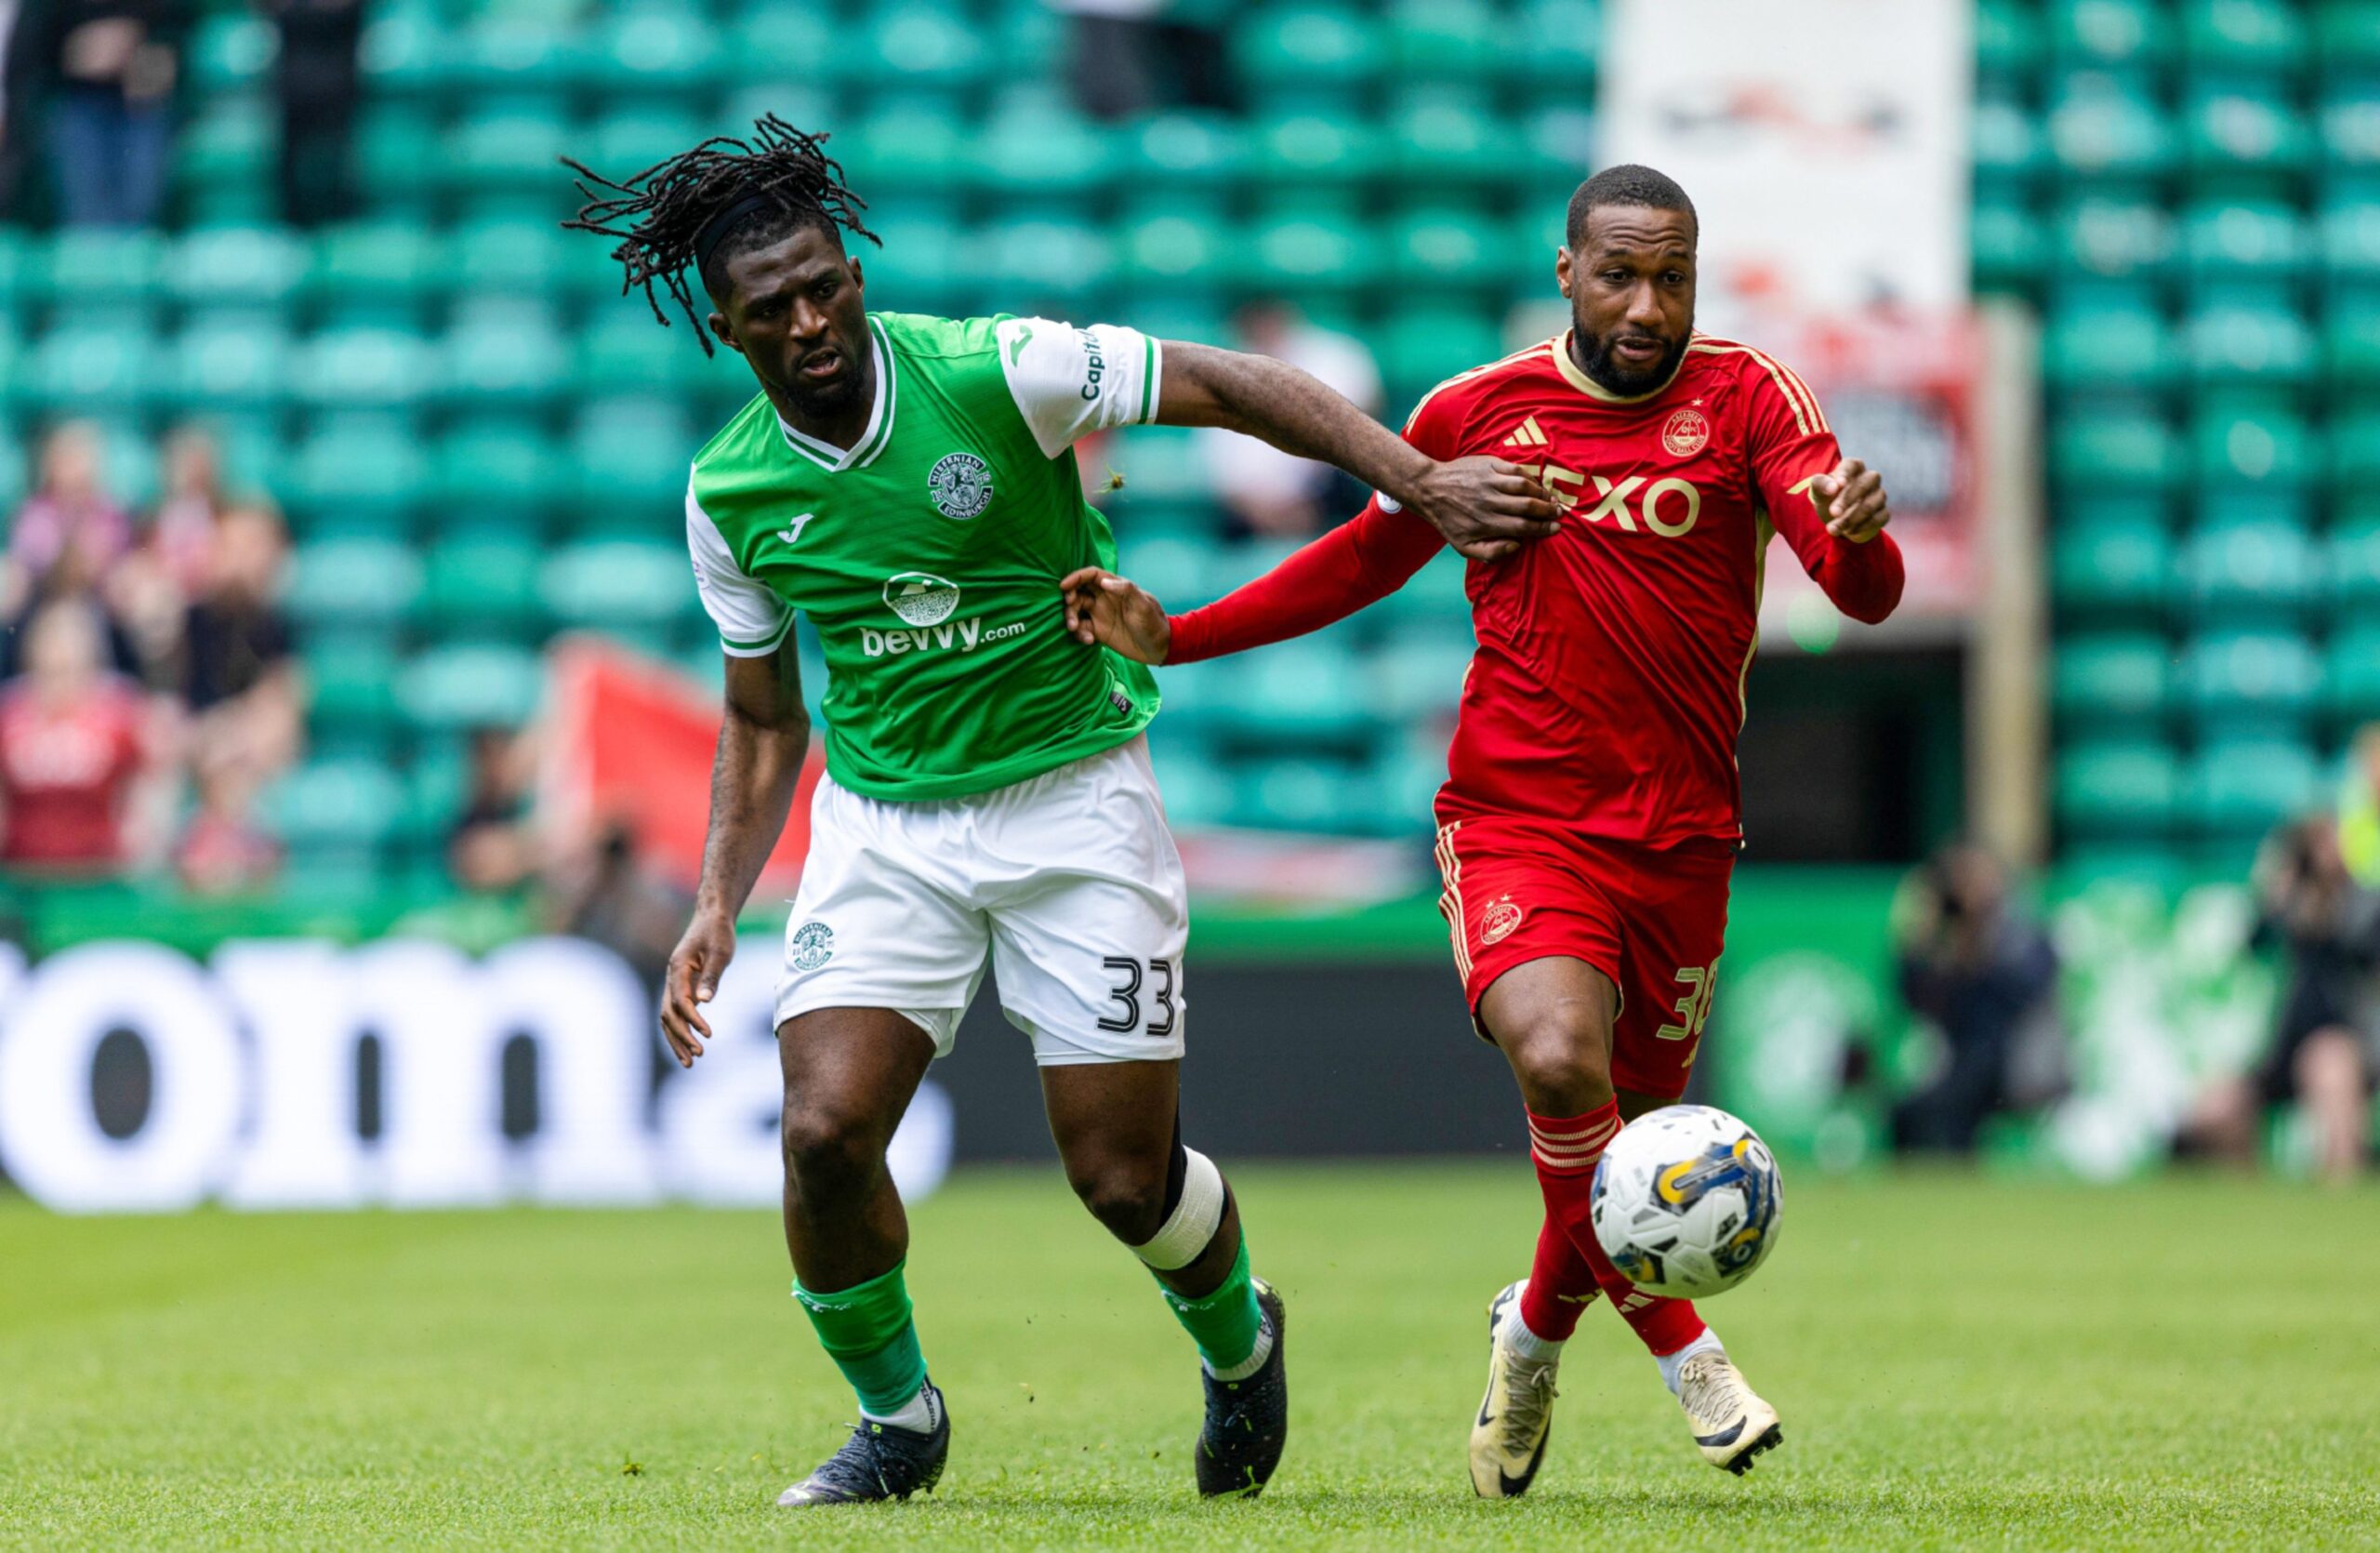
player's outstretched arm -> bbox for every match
[661,644,811,1069]
[1155,341,1559,561]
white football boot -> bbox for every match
[1467,1281,1560,1498]
[1675,1347,1782,1475]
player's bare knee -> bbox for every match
[1502,1015,1615,1115]
[1065,1154,1170,1244]
[779,1100,885,1193]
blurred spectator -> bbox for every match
[28,0,187,227]
[1199,300,1382,541]
[0,597,165,876]
[264,0,361,226]
[546,819,694,991]
[174,763,281,893]
[180,500,301,805]
[2,421,145,679]
[2180,816,2375,1183]
[1052,0,1236,122]
[149,423,230,595]
[1888,842,2065,1155]
[450,724,538,895]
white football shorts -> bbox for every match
[774,735,1188,1065]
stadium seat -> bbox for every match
[396,643,545,733]
[581,108,707,181]
[2173,512,2320,621]
[422,536,547,639]
[843,98,968,193]
[2190,396,2319,490]
[1118,210,1230,296]
[1119,113,1249,192]
[2313,1,2380,69]
[2185,293,2318,387]
[1236,4,1384,97]
[432,421,566,525]
[1523,104,1599,187]
[170,227,310,310]
[352,106,441,206]
[283,416,430,533]
[1973,95,2047,194]
[1388,206,1502,289]
[2054,630,2173,729]
[440,300,571,407]
[312,221,445,312]
[2332,410,2380,493]
[2319,199,2380,291]
[2181,0,2308,75]
[449,216,567,296]
[2182,86,2314,188]
[292,323,436,409]
[187,11,277,94]
[1249,111,1383,187]
[718,4,833,92]
[1233,754,1375,831]
[575,306,719,397]
[2054,195,2176,282]
[966,218,1114,310]
[28,321,161,414]
[1514,0,1598,97]
[972,97,1113,196]
[1368,632,1474,720]
[2175,629,2322,734]
[1977,0,2046,83]
[2043,288,2176,390]
[2325,624,2380,720]
[856,3,991,95]
[2180,200,2310,285]
[2328,513,2380,611]
[1386,0,1502,81]
[1242,208,1366,294]
[2048,0,2176,68]
[2183,738,2324,835]
[262,759,409,856]
[2055,739,2181,837]
[304,633,404,743]
[2046,73,2178,184]
[171,317,296,410]
[42,230,165,307]
[2320,85,2380,173]
[2049,404,2183,491]
[1387,87,1525,188]
[538,540,693,634]
[587,6,721,96]
[174,99,274,196]
[2050,512,2173,617]
[287,538,425,630]
[570,397,696,519]
[1973,196,2047,294]
[1377,308,1508,406]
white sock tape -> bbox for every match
[1132,1147,1225,1271]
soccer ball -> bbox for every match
[1589,1105,1782,1299]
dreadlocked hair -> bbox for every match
[562,115,879,355]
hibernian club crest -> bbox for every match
[928,451,994,520]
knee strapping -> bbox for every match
[1131,1145,1224,1270]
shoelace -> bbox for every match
[1501,1360,1559,1455]
[1677,1354,1749,1424]
[805,1426,895,1499]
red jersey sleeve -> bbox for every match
[1741,354,1904,625]
[1165,393,1456,664]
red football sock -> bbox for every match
[1518,1215,1599,1341]
[1527,1102,1710,1358]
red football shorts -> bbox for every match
[1432,813,1736,1101]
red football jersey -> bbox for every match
[1167,330,1905,851]
[0,679,148,869]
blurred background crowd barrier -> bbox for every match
[0,0,2377,1206]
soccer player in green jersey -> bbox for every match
[564,118,1556,1507]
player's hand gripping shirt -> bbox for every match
[1167,332,1906,850]
[686,312,1163,801]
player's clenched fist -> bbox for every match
[1406,455,1563,562]
[660,908,738,1068]
[1060,567,1173,664]
[1812,458,1890,544]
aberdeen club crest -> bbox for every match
[1662,407,1711,458]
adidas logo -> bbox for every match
[1501,416,1549,448]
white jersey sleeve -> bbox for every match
[994,317,1164,459]
[685,484,793,657]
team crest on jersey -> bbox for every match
[884,572,962,627]
[788,922,835,973]
[1480,895,1525,946]
[928,451,994,520]
[1662,407,1711,458]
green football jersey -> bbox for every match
[685,312,1164,802]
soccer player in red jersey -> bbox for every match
[1061,166,1904,1493]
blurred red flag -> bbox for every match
[541,636,822,896]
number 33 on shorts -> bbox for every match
[1097,956,1179,1035]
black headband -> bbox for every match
[692,191,787,275]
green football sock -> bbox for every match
[794,1261,927,1416]
[1159,1240,1265,1375]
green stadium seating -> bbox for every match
[2047,74,2179,183]
[969,218,1114,309]
[171,227,311,310]
[1388,87,1526,187]
[263,759,410,854]
[2174,512,2320,620]
[42,230,165,307]
[432,421,566,524]
[1514,0,1598,96]
[972,98,1114,196]
[1974,197,2047,293]
[304,633,405,742]
[352,106,441,206]
[570,397,695,517]
[396,643,545,733]
[2053,631,2171,727]
[2183,86,2315,187]
[2055,195,2175,281]
[1378,308,1507,405]
[2191,396,2319,489]
[1978,0,2047,82]
[856,3,991,94]
[1234,755,1374,830]
[174,99,274,197]
[538,540,693,634]
[445,100,572,192]
[2056,739,2182,836]
[2176,629,2322,732]
[2325,623,2380,718]
[188,13,277,95]
[2050,0,2177,68]
[287,538,426,630]
[1249,111,1384,187]
[2184,738,2325,834]
[2051,404,2184,490]
[2182,0,2309,74]
[1243,209,1366,293]
[422,536,547,638]
[2332,408,2380,490]
[1236,5,1385,97]
[2051,512,2173,617]
[2186,293,2318,387]
[441,301,572,406]
[2313,2,2380,70]
[1369,633,1474,720]
[312,221,446,312]
[283,416,430,532]
[1974,96,2048,192]
[292,324,436,409]
[1389,206,1502,289]
[719,4,834,92]
[29,322,161,413]
[1120,113,1249,191]
[1118,210,1229,296]
[2320,86,2380,170]
[1387,0,1503,82]
[843,99,968,192]
[2181,199,2311,284]
[588,6,722,95]
[172,318,296,410]
[2044,288,2176,390]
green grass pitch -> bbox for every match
[4,1164,2375,1549]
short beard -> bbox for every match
[1574,324,1688,398]
[779,362,868,420]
